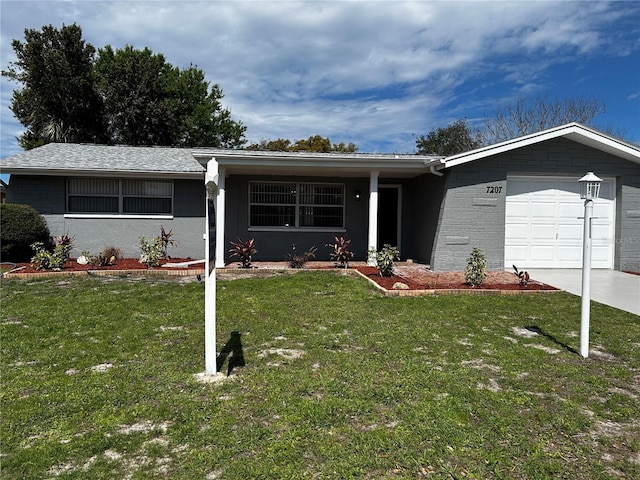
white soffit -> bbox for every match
[443,123,640,168]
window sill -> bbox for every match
[64,214,174,220]
[248,227,346,233]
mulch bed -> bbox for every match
[3,258,559,294]
[355,266,558,292]
[4,258,202,276]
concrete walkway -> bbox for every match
[527,269,640,316]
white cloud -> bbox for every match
[1,0,638,155]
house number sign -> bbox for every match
[486,185,503,194]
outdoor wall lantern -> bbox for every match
[354,190,361,201]
[578,171,602,359]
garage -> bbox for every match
[505,176,615,269]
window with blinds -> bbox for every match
[249,182,344,228]
[67,178,173,215]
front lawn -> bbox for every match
[1,272,638,479]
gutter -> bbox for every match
[429,165,444,176]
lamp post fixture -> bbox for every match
[578,171,602,359]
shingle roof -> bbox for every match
[1,143,204,175]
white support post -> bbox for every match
[368,170,379,266]
[580,198,594,358]
[204,159,219,375]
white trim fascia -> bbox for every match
[192,150,443,174]
[1,168,203,179]
[443,123,640,168]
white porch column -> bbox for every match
[215,167,226,268]
[367,170,379,266]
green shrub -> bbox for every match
[465,247,487,287]
[0,203,52,262]
[30,241,72,271]
[139,236,163,268]
[377,244,400,277]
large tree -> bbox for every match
[94,46,246,147]
[482,96,612,144]
[248,135,357,153]
[3,23,105,149]
[4,24,246,149]
[415,119,482,155]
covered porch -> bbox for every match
[192,149,445,267]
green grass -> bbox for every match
[1,271,639,479]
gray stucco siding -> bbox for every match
[430,138,640,272]
[224,175,370,263]
[405,173,447,264]
[430,169,507,271]
[6,175,206,259]
[619,184,640,271]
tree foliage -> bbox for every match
[3,24,246,149]
[247,135,357,153]
[415,119,482,155]
[3,24,104,150]
[482,96,610,144]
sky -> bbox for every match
[1,0,639,176]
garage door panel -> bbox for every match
[592,223,612,241]
[594,203,612,217]
[558,224,582,242]
[505,224,528,240]
[505,245,527,260]
[558,202,583,218]
[530,245,555,261]
[506,202,529,217]
[505,177,614,269]
[531,202,556,218]
[557,246,582,262]
[593,246,612,262]
[531,224,556,240]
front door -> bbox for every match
[377,186,401,249]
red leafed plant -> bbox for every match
[326,235,354,268]
[229,238,257,268]
[513,265,530,287]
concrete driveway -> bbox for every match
[527,269,640,316]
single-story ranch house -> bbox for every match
[2,123,639,272]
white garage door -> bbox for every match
[505,176,615,269]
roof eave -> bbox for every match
[192,150,444,177]
[2,167,204,179]
[443,123,640,168]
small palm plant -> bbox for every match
[326,235,354,268]
[229,238,257,268]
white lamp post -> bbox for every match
[578,171,602,358]
[204,159,219,375]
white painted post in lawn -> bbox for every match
[367,170,379,266]
[205,159,219,375]
[579,172,602,359]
